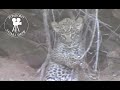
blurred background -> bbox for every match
[0,9,120,81]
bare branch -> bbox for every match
[94,9,100,72]
[38,9,52,81]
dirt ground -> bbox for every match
[0,57,40,81]
[0,9,120,81]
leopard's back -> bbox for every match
[44,61,72,81]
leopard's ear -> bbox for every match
[75,17,83,30]
[51,22,60,32]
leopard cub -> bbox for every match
[50,17,85,69]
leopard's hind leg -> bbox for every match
[44,61,75,81]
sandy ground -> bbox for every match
[0,57,40,81]
[0,57,120,81]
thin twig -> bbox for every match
[51,9,55,22]
[79,15,96,60]
[57,9,64,16]
[105,24,120,38]
[51,9,57,48]
[38,9,52,81]
[79,9,112,28]
[94,9,100,72]
[107,24,120,40]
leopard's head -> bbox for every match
[51,17,83,46]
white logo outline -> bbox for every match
[4,13,29,38]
